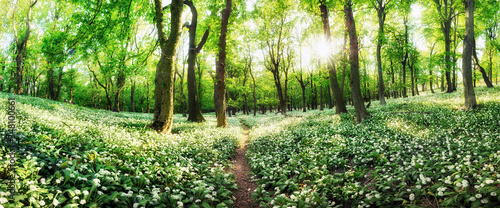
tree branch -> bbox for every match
[196,29,210,52]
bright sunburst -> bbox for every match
[313,36,333,63]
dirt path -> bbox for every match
[230,123,259,208]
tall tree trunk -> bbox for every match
[391,60,396,98]
[185,0,209,122]
[112,68,126,112]
[296,74,307,112]
[214,0,231,127]
[416,77,419,95]
[432,0,455,93]
[489,47,493,80]
[131,79,135,112]
[319,84,324,110]
[452,15,458,91]
[402,51,408,98]
[462,0,477,109]
[14,0,37,94]
[402,18,408,98]
[249,58,257,116]
[196,59,203,109]
[47,65,56,100]
[429,43,435,93]
[444,25,453,93]
[327,82,333,108]
[320,1,347,114]
[271,66,287,114]
[301,84,306,112]
[55,68,63,100]
[177,66,187,117]
[441,73,445,91]
[473,64,477,87]
[410,60,415,96]
[146,80,150,113]
[375,0,387,105]
[345,1,370,123]
[150,0,184,134]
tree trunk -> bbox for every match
[402,51,408,98]
[473,64,477,87]
[178,66,187,117]
[14,1,38,94]
[214,0,231,127]
[444,26,453,93]
[375,0,387,105]
[327,82,333,109]
[429,43,435,93]
[489,47,493,80]
[150,0,184,134]
[320,2,347,114]
[185,0,208,122]
[319,84,324,110]
[146,80,150,113]
[462,0,477,109]
[402,19,409,98]
[196,59,203,109]
[390,60,396,98]
[112,68,126,112]
[131,79,135,112]
[410,60,415,96]
[345,2,370,123]
[441,73,445,91]
[271,66,287,114]
[249,60,257,116]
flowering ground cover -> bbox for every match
[0,93,241,207]
[1,87,500,208]
[241,87,500,208]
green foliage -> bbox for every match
[242,87,500,207]
[0,92,241,207]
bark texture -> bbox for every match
[320,1,347,114]
[185,0,209,122]
[214,0,232,127]
[14,0,38,94]
[375,0,387,105]
[150,0,184,134]
[462,0,477,109]
[345,2,370,123]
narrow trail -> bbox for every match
[230,123,259,208]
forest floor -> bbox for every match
[2,87,500,207]
[229,123,259,208]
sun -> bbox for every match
[314,36,333,62]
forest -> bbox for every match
[1,0,500,207]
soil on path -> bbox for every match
[230,123,259,208]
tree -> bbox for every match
[214,0,232,127]
[462,0,477,109]
[373,0,391,105]
[249,58,257,116]
[150,0,184,134]
[185,0,209,122]
[13,0,38,94]
[431,0,457,93]
[319,0,347,114]
[345,0,370,123]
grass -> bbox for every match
[1,86,500,207]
